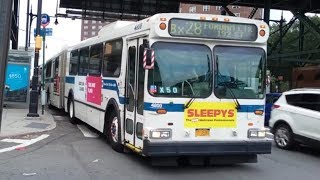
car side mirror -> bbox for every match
[143,48,154,70]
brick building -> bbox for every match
[81,4,263,40]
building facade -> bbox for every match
[81,4,263,40]
[81,19,110,40]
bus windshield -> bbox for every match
[214,46,265,99]
[148,42,212,98]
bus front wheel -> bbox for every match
[107,111,124,153]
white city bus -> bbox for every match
[46,13,271,164]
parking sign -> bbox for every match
[41,14,50,28]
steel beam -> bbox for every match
[248,7,258,19]
[269,49,320,59]
[263,0,271,24]
[268,17,297,55]
[292,11,320,40]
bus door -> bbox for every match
[125,38,146,149]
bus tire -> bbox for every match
[107,111,124,153]
[68,97,78,124]
[47,91,53,109]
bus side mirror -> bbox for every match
[143,48,154,70]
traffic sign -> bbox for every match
[41,14,50,28]
[34,28,53,37]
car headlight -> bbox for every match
[248,129,266,138]
[150,129,171,139]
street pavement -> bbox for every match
[0,107,319,180]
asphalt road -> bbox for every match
[0,108,320,180]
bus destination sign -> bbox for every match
[169,18,258,41]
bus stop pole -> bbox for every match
[27,0,42,117]
[41,28,46,115]
[0,0,13,132]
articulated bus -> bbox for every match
[45,13,271,164]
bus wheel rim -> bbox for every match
[111,116,118,142]
[69,102,73,118]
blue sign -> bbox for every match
[5,64,30,91]
[41,14,50,27]
[34,28,53,37]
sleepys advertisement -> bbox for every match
[184,102,237,128]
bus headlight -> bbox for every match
[150,129,171,139]
[248,129,266,138]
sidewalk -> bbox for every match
[0,104,56,138]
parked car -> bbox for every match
[265,93,281,126]
[269,88,320,150]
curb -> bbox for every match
[0,113,56,139]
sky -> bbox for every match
[17,1,296,63]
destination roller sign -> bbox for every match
[169,18,258,41]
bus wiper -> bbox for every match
[220,81,241,110]
[184,96,195,109]
[216,55,241,110]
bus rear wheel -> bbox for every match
[107,111,124,153]
[68,98,78,124]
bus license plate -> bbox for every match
[195,129,210,137]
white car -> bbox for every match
[269,88,320,150]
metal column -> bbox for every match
[264,0,271,25]
[0,0,13,132]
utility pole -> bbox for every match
[0,0,13,132]
[42,27,46,115]
[25,0,30,51]
[27,0,43,117]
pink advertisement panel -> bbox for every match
[86,76,102,105]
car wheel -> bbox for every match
[274,124,295,150]
[107,111,124,153]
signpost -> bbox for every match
[33,28,53,37]
[40,13,50,115]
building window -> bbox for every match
[189,6,196,13]
[92,26,96,30]
[84,31,88,36]
[84,26,88,30]
[84,20,88,24]
[232,6,240,9]
[234,13,241,17]
[98,26,103,29]
[216,6,221,10]
[92,20,96,24]
[203,5,210,12]
[91,31,96,36]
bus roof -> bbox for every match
[69,13,269,51]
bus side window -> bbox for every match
[89,43,103,76]
[70,50,79,75]
[46,61,52,78]
[103,39,123,77]
[79,47,89,76]
[54,57,59,77]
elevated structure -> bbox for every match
[56,0,320,91]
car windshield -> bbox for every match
[214,46,265,99]
[147,42,212,98]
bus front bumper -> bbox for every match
[142,140,272,157]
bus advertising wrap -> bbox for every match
[184,102,237,128]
